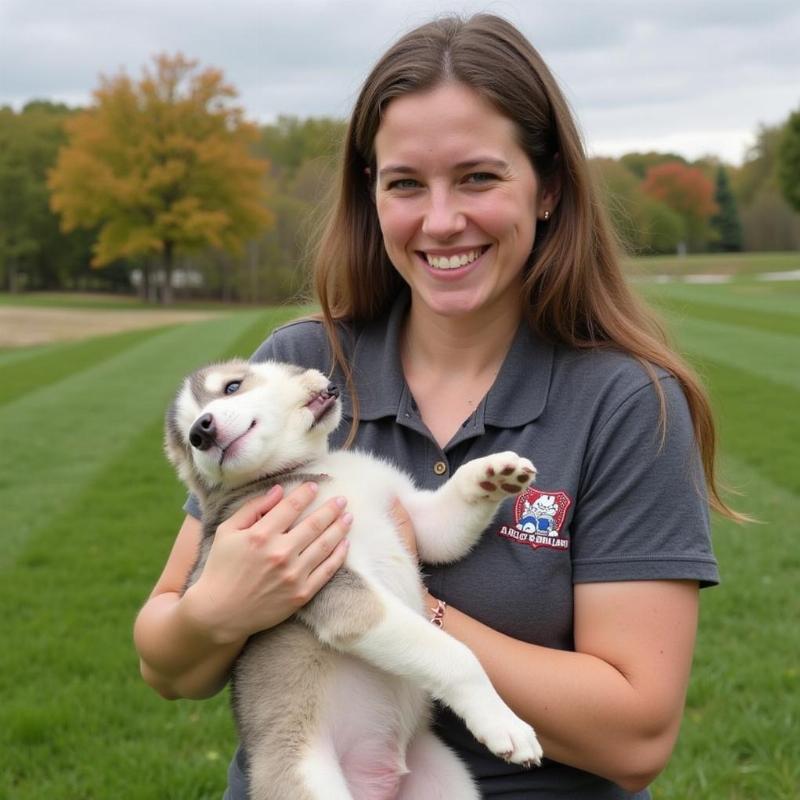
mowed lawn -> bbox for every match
[1,265,799,799]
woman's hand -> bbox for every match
[183,482,352,645]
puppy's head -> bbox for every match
[165,359,341,497]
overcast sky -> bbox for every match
[1,0,798,165]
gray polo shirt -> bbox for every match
[199,291,718,799]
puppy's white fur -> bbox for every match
[165,359,542,800]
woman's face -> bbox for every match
[373,82,552,324]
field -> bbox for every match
[1,253,798,799]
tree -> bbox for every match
[778,107,800,214]
[642,161,717,251]
[734,123,784,205]
[0,102,94,292]
[709,166,742,252]
[48,54,272,303]
[259,116,345,182]
[620,151,688,180]
[590,157,685,255]
[731,120,800,251]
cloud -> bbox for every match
[1,0,798,164]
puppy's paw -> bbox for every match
[467,705,543,768]
[456,452,536,503]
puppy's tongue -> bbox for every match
[307,391,337,422]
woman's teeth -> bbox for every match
[425,248,484,270]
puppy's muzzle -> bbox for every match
[189,413,216,451]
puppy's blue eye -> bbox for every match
[225,381,241,395]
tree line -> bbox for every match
[1,54,799,303]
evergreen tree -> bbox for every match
[710,166,743,252]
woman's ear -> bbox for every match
[364,166,376,201]
[537,156,562,221]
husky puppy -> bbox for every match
[165,359,543,800]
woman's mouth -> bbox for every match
[418,246,489,271]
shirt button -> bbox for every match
[433,461,448,476]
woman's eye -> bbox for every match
[465,172,497,184]
[387,178,420,191]
[224,381,241,395]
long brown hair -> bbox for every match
[312,13,739,519]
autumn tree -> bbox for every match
[590,158,684,255]
[642,161,717,252]
[48,54,271,303]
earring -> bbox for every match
[543,210,551,221]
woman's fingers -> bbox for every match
[302,538,351,602]
[246,481,321,536]
[227,484,284,530]
[298,508,352,565]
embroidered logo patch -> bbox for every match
[497,488,572,551]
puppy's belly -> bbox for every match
[316,655,429,797]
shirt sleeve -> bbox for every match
[570,375,719,587]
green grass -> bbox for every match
[0,303,300,799]
[1,260,798,798]
[641,273,800,799]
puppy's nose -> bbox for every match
[189,413,217,450]
[326,383,339,398]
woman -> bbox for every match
[135,14,731,799]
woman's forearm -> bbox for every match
[427,581,698,792]
[133,588,246,700]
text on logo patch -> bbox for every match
[497,488,572,551]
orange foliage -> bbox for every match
[641,161,718,221]
[48,54,272,269]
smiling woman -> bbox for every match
[134,13,734,800]
[374,83,552,328]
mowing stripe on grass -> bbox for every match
[219,304,307,360]
[654,453,800,800]
[639,279,800,316]
[689,357,799,496]
[0,326,175,407]
[0,415,234,799]
[0,310,307,798]
[663,317,800,393]
[0,312,265,573]
[0,342,63,366]
[653,297,800,339]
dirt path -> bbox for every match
[0,306,224,347]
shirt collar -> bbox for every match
[349,290,554,429]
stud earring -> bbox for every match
[543,210,551,221]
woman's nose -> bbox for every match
[421,189,466,239]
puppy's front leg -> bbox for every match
[299,571,542,768]
[402,452,536,564]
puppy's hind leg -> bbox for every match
[294,742,354,800]
[245,739,352,800]
[399,730,480,800]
